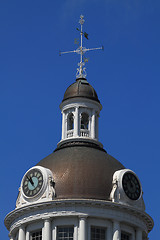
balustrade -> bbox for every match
[67,130,74,138]
[80,129,89,137]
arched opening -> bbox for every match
[67,113,74,130]
[81,112,89,130]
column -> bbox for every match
[44,218,51,240]
[52,225,57,240]
[26,230,30,240]
[113,221,120,240]
[106,225,112,240]
[79,216,87,240]
[62,112,65,140]
[136,228,142,240]
[91,110,96,139]
[65,114,68,139]
[18,225,25,240]
[74,107,79,137]
[96,114,99,139]
[131,230,135,240]
[74,226,78,240]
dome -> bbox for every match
[37,143,124,201]
[62,78,100,103]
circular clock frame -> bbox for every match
[22,168,44,198]
[122,171,141,201]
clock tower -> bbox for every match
[4,16,153,240]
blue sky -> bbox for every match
[1,1,160,239]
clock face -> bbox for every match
[122,172,141,200]
[22,168,43,197]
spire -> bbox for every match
[59,15,104,79]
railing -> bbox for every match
[66,129,89,138]
[80,129,89,137]
[67,130,74,138]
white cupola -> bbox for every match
[58,77,102,148]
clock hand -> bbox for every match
[26,175,34,186]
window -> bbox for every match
[67,113,74,130]
[81,112,89,129]
[91,227,105,240]
[31,230,42,240]
[121,232,130,240]
[57,227,74,240]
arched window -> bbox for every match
[67,113,74,130]
[81,112,89,130]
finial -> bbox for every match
[59,15,103,79]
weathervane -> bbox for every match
[59,15,103,79]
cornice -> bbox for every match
[4,199,153,233]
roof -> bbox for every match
[62,78,100,103]
[37,142,124,200]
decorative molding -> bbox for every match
[16,166,56,209]
[110,169,145,211]
[5,199,153,235]
[60,97,102,111]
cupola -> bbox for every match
[58,77,102,148]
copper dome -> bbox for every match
[37,143,124,201]
[62,78,100,103]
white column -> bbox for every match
[106,226,112,240]
[79,216,87,240]
[18,225,25,240]
[62,112,65,140]
[52,225,57,240]
[26,230,30,240]
[136,228,142,240]
[131,230,135,240]
[44,219,51,240]
[65,114,68,139]
[113,221,120,240]
[74,226,78,240]
[91,110,96,139]
[74,107,79,137]
[96,114,99,139]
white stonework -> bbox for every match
[16,166,55,208]
[59,97,102,146]
[5,199,153,240]
[110,169,145,210]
